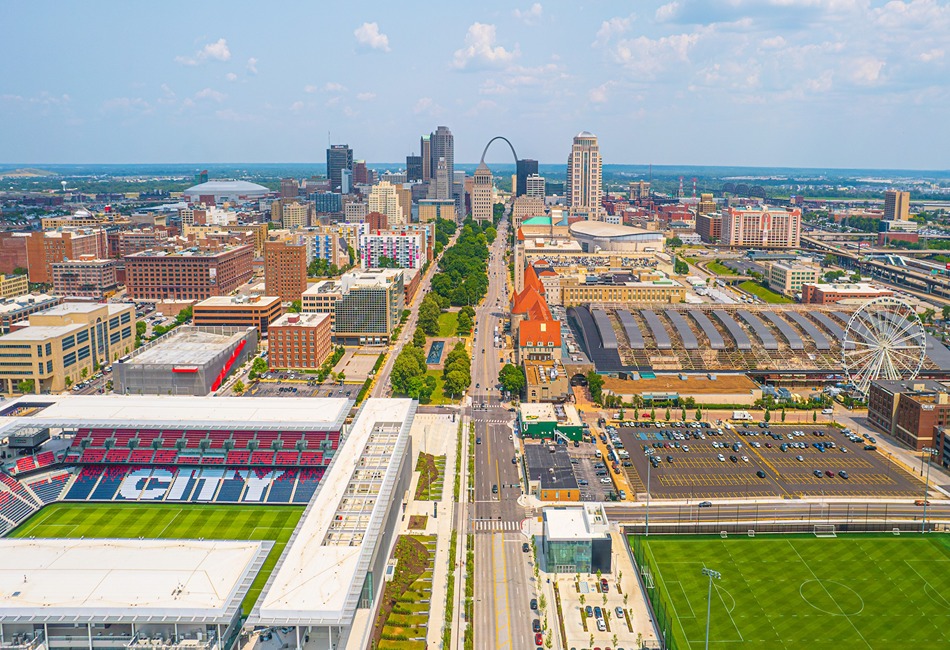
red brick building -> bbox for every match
[801,283,893,305]
[25,228,107,284]
[696,213,722,243]
[268,312,333,369]
[867,379,950,450]
[264,239,308,303]
[0,233,28,275]
[124,244,253,301]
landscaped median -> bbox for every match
[738,280,794,304]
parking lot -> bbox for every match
[617,422,924,499]
[556,573,641,649]
[568,441,614,502]
[247,379,356,399]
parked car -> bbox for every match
[698,501,713,508]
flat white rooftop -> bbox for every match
[0,395,351,433]
[0,538,269,623]
[543,504,610,542]
[253,398,415,626]
[129,328,248,366]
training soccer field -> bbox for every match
[630,534,950,650]
[12,502,303,614]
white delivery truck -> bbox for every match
[732,410,753,421]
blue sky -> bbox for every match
[1,0,948,168]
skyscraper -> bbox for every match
[526,174,546,199]
[566,131,603,220]
[406,154,423,183]
[472,163,494,222]
[515,159,538,197]
[420,135,432,181]
[352,160,369,186]
[884,190,910,221]
[368,180,406,226]
[326,144,353,192]
[431,157,450,200]
[280,178,299,200]
[429,126,454,195]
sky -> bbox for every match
[1,0,949,169]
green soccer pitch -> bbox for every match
[630,534,950,650]
[12,502,304,615]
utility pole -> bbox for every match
[921,447,937,533]
[645,449,654,536]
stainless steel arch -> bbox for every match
[479,136,519,165]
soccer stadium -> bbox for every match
[0,395,415,650]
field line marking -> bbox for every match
[156,508,184,538]
[668,581,696,619]
[645,542,696,650]
[787,539,871,650]
[902,560,950,608]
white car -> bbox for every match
[741,456,749,463]
[718,454,726,462]
[600,478,612,484]
[796,455,804,462]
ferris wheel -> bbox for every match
[842,297,926,396]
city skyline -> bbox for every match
[2,1,949,169]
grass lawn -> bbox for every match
[414,452,446,500]
[631,534,950,650]
[437,311,459,337]
[425,368,459,405]
[738,280,795,304]
[12,502,303,615]
[706,260,738,276]
[374,535,437,649]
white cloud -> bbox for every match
[324,82,347,92]
[195,87,227,102]
[246,57,258,74]
[612,32,702,76]
[588,82,613,103]
[225,72,238,82]
[919,48,945,62]
[479,79,511,95]
[655,2,680,22]
[354,22,391,52]
[413,97,443,116]
[513,3,543,24]
[356,92,376,101]
[593,15,634,46]
[175,38,231,66]
[289,101,304,112]
[760,35,787,49]
[101,97,151,113]
[850,56,885,85]
[453,23,518,69]
[464,99,499,117]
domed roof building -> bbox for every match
[182,180,271,203]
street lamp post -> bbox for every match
[645,449,654,537]
[921,446,937,533]
[702,567,722,650]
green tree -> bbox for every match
[391,346,427,395]
[418,296,442,336]
[233,380,246,394]
[249,356,268,379]
[337,371,346,385]
[65,377,73,389]
[16,379,34,394]
[921,308,936,324]
[498,364,526,395]
[444,369,470,396]
[586,371,604,403]
[287,300,302,313]
[11,266,27,276]
[650,408,656,421]
[457,309,473,335]
[412,327,427,348]
[136,321,147,336]
[781,408,787,422]
[813,410,818,423]
[665,407,671,421]
[695,408,703,421]
[80,367,89,380]
[764,408,771,423]
[668,236,684,248]
[377,255,398,269]
[681,407,687,421]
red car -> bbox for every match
[601,577,610,592]
[535,632,543,646]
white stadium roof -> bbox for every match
[0,538,270,623]
[252,398,416,627]
[182,180,270,199]
[0,395,352,434]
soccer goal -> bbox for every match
[814,524,837,538]
[641,565,655,589]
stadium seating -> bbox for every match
[26,473,70,503]
[80,448,107,463]
[275,451,300,465]
[105,449,131,463]
[292,469,324,503]
[266,470,297,502]
[152,449,178,463]
[129,449,155,464]
[250,451,275,465]
[64,466,102,500]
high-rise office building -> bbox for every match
[368,180,406,226]
[472,163,494,222]
[352,160,369,186]
[526,174,546,199]
[420,135,432,181]
[884,190,910,221]
[432,157,450,200]
[566,131,603,219]
[280,178,299,200]
[264,239,308,302]
[516,159,539,197]
[721,206,801,249]
[430,126,454,195]
[406,155,423,183]
[326,144,353,192]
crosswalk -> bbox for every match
[472,519,520,532]
[475,419,513,425]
